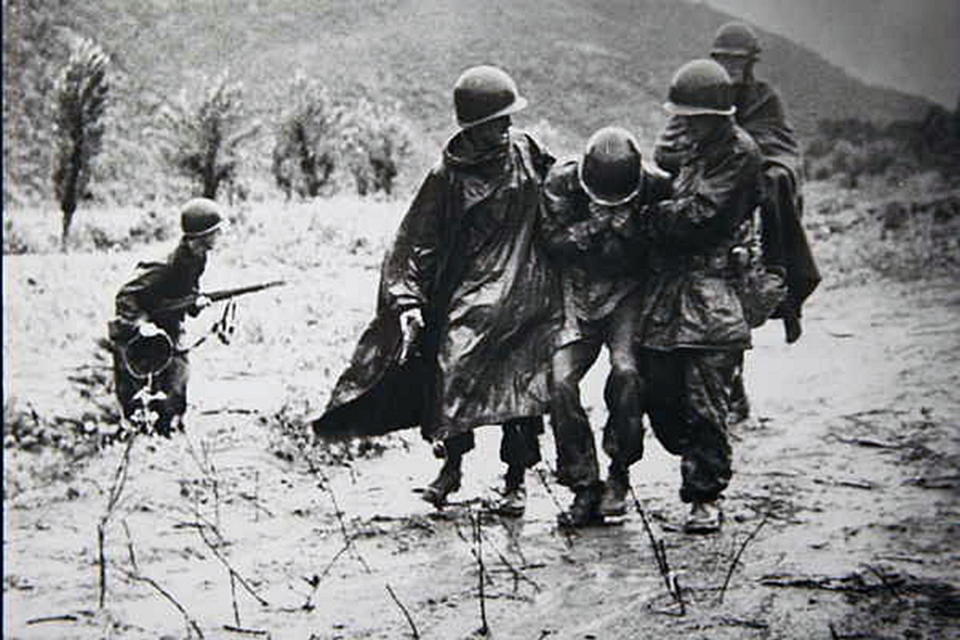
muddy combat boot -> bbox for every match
[421,456,462,508]
[684,500,722,534]
[599,463,629,517]
[487,465,527,517]
[557,482,604,528]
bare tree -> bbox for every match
[154,71,259,200]
[52,37,109,251]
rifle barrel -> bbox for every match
[206,280,286,302]
[157,280,286,312]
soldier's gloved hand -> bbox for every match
[189,295,212,317]
[609,205,634,235]
[138,322,162,338]
[398,308,424,364]
[569,223,594,251]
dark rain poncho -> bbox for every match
[313,130,559,443]
[654,79,820,317]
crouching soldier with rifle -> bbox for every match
[108,198,282,437]
[108,198,224,436]
[540,127,671,527]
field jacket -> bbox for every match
[109,241,206,347]
[654,79,819,318]
[638,121,762,351]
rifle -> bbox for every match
[156,280,286,313]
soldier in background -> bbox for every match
[109,198,222,436]
[313,66,558,517]
[655,21,821,423]
[540,127,671,527]
[639,60,763,533]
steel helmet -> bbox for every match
[453,65,528,129]
[711,22,761,59]
[180,198,223,237]
[663,59,736,117]
[578,126,643,206]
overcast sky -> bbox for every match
[706,0,960,107]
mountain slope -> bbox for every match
[74,0,931,138]
[4,0,935,201]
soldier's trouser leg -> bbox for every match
[600,295,646,469]
[549,337,603,488]
[500,417,543,470]
[498,416,544,493]
[113,350,138,421]
[153,353,189,436]
[728,351,750,424]
[441,431,475,458]
[643,349,736,503]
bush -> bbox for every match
[340,97,412,197]
[263,400,388,469]
[2,218,32,254]
[2,204,176,255]
[272,72,342,200]
[807,107,960,186]
[153,71,260,201]
[4,340,123,457]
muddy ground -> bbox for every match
[3,197,960,639]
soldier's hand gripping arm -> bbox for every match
[641,147,761,250]
[600,170,673,260]
[188,294,212,317]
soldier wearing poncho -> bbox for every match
[109,198,222,436]
[540,127,671,527]
[313,66,558,515]
[639,60,764,533]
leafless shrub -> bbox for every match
[153,71,260,201]
[264,400,389,469]
[3,339,124,458]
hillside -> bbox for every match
[4,0,935,202]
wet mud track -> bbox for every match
[4,278,959,639]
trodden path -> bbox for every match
[3,277,959,639]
